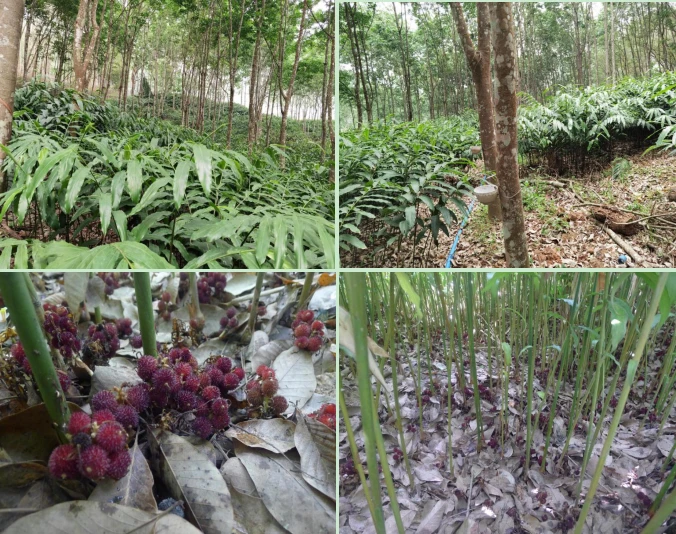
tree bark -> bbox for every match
[73,0,103,92]
[451,2,501,220]
[0,0,25,193]
[247,0,265,152]
[490,2,529,267]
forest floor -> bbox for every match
[451,152,676,268]
[339,333,675,534]
[343,152,676,268]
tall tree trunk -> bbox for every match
[73,0,103,92]
[604,2,610,82]
[278,0,309,152]
[226,0,248,148]
[451,2,501,221]
[247,0,265,152]
[611,1,616,84]
[0,0,25,193]
[490,2,529,267]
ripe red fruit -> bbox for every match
[183,374,200,392]
[226,307,237,319]
[161,291,171,303]
[247,383,263,407]
[79,445,110,480]
[95,421,127,452]
[67,411,92,435]
[322,404,336,416]
[307,336,322,353]
[174,362,193,378]
[48,444,79,479]
[271,395,288,415]
[295,336,309,350]
[297,310,314,323]
[232,367,245,381]
[212,398,229,417]
[212,412,230,430]
[255,365,275,379]
[176,390,198,411]
[261,378,279,397]
[317,413,336,431]
[192,417,213,439]
[215,357,232,374]
[92,390,118,413]
[106,449,132,480]
[57,370,71,392]
[294,324,311,338]
[92,409,116,426]
[222,372,240,390]
[152,368,178,392]
[115,405,139,430]
[311,320,324,332]
[201,385,221,402]
[137,355,158,381]
[205,367,224,387]
[130,334,143,349]
[125,384,150,412]
[228,317,238,328]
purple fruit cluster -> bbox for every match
[43,303,81,359]
[85,322,121,360]
[246,365,288,416]
[292,310,324,353]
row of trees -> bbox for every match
[340,2,676,127]
[1,0,334,157]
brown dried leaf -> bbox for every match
[225,419,296,453]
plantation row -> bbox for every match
[0,83,335,269]
[339,71,676,259]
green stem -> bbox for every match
[345,273,385,534]
[298,272,314,310]
[0,273,70,440]
[133,272,157,358]
[574,273,668,534]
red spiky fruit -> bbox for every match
[95,421,127,452]
[115,405,139,430]
[222,372,240,391]
[78,445,110,480]
[192,417,213,439]
[201,385,221,402]
[57,370,71,391]
[174,362,193,378]
[67,411,92,435]
[311,320,324,332]
[205,366,224,387]
[152,368,178,392]
[317,413,336,431]
[295,336,309,350]
[183,374,200,392]
[232,367,245,381]
[48,444,79,480]
[247,381,263,407]
[271,395,288,415]
[256,365,275,380]
[125,384,150,412]
[212,398,229,417]
[297,310,314,322]
[294,324,311,338]
[226,307,237,318]
[212,412,230,430]
[176,390,198,411]
[106,449,132,480]
[92,409,116,426]
[215,357,232,374]
[307,336,322,353]
[261,378,278,397]
[130,334,143,349]
[91,390,118,413]
[137,355,158,381]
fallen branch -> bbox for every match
[595,222,644,266]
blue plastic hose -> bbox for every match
[445,175,490,268]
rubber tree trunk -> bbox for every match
[73,0,102,92]
[0,0,24,194]
[491,2,529,267]
[451,3,502,221]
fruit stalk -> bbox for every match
[133,272,157,357]
[0,273,70,440]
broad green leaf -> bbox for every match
[191,143,212,196]
[255,216,272,265]
[173,161,191,209]
[126,159,143,203]
[99,192,112,236]
[272,217,287,269]
[129,178,172,216]
[111,171,126,209]
[64,166,89,214]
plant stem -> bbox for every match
[574,273,668,534]
[188,273,204,325]
[298,272,314,310]
[133,272,157,358]
[344,273,385,534]
[0,273,70,440]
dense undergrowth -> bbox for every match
[0,82,335,269]
[339,71,676,264]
